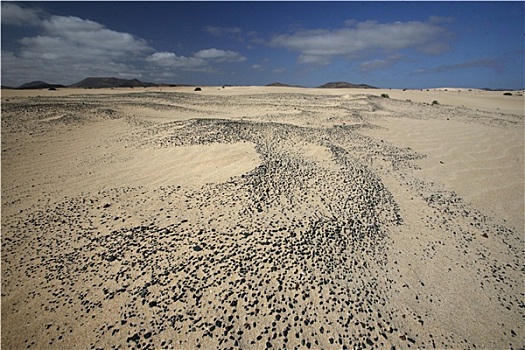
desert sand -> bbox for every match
[1,86,523,349]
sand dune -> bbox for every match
[360,117,524,232]
[2,87,523,349]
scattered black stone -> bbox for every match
[127,333,140,343]
[105,255,117,262]
[2,91,522,350]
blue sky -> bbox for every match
[2,1,524,88]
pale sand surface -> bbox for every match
[2,87,523,349]
[360,117,524,233]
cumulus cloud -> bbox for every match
[19,15,151,61]
[1,4,248,86]
[270,18,452,65]
[146,52,206,69]
[194,48,246,62]
[1,2,42,26]
[2,7,154,85]
[146,49,246,75]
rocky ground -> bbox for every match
[2,90,524,349]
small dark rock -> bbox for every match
[127,333,140,343]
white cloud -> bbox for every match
[146,52,206,69]
[251,64,263,70]
[270,18,451,65]
[1,4,250,86]
[194,48,246,62]
[37,15,151,56]
[297,53,330,65]
[146,48,246,71]
[42,14,103,33]
[1,3,41,26]
[2,10,154,85]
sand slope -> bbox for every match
[2,88,524,349]
[360,117,524,232]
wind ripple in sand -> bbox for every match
[359,117,524,232]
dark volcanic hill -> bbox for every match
[266,82,305,88]
[318,81,378,89]
[17,81,66,89]
[69,77,158,88]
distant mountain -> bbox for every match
[266,82,304,88]
[12,77,182,90]
[69,77,159,88]
[317,81,378,89]
[480,87,524,92]
[17,81,65,89]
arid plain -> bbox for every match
[2,86,524,349]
